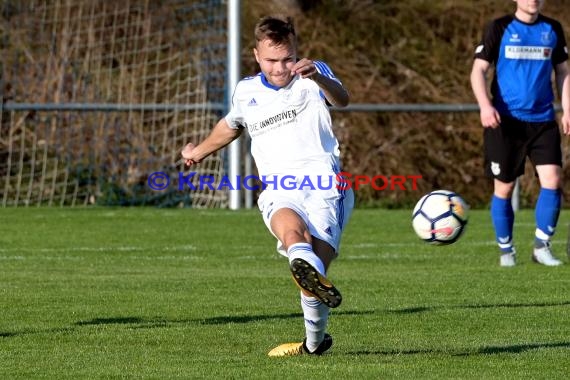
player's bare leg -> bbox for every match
[268,208,339,356]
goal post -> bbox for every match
[227,0,242,210]
[0,0,234,208]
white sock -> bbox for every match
[301,292,329,352]
[287,242,325,276]
[535,228,551,242]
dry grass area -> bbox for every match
[2,0,569,207]
[242,0,570,207]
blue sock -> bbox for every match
[491,195,514,252]
[535,188,561,245]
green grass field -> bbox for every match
[1,208,569,379]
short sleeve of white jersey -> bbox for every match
[314,60,342,85]
[224,83,246,130]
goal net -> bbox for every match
[0,0,229,207]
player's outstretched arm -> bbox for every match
[554,61,570,135]
[292,58,349,108]
[181,118,243,166]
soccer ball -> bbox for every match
[412,190,469,245]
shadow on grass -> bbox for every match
[67,301,568,327]
[71,309,375,327]
[389,300,570,314]
[3,314,570,358]
[349,341,570,357]
[0,310,376,337]
[0,327,75,338]
[75,317,147,325]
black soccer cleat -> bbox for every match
[289,258,342,308]
[303,333,333,355]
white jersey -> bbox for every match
[225,61,342,177]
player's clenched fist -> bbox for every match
[291,58,316,78]
[181,143,198,166]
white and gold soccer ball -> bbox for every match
[412,190,469,245]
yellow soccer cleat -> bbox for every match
[290,258,342,308]
[267,342,304,357]
[268,334,333,357]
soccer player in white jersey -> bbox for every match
[181,15,353,356]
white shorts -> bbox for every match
[257,177,354,257]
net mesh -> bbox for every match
[0,0,228,207]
